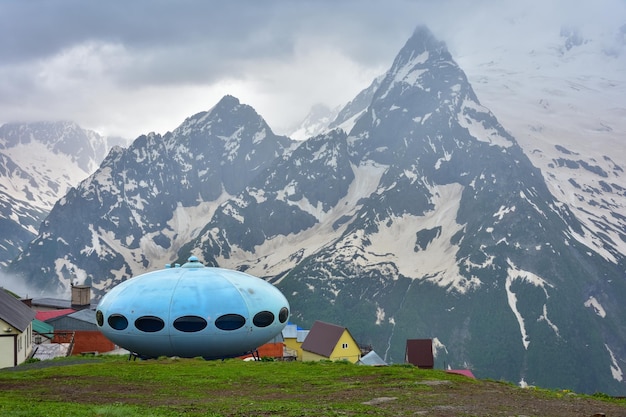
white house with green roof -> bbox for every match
[0,290,36,368]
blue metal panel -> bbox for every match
[96,257,289,359]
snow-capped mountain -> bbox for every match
[455,23,626,267]
[287,75,385,141]
[287,103,341,141]
[8,96,295,295]
[186,27,626,394]
[293,24,626,265]
[0,121,126,267]
[7,27,626,395]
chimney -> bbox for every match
[71,285,91,309]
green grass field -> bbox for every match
[0,355,624,416]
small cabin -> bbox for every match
[405,338,434,368]
[281,323,309,360]
[301,321,361,363]
[0,290,36,368]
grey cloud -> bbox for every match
[0,0,623,137]
[1,1,289,62]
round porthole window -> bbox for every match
[96,310,104,327]
[253,311,274,328]
[173,316,208,333]
[135,316,165,333]
[107,314,128,331]
[215,314,246,331]
[278,307,289,323]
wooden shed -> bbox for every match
[405,339,434,368]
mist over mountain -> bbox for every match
[287,104,341,141]
[5,26,626,395]
[456,22,626,269]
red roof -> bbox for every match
[36,309,76,321]
[446,369,476,379]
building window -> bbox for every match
[342,343,348,349]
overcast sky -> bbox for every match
[0,0,624,139]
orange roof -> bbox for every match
[239,342,284,360]
[36,309,76,321]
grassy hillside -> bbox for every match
[0,356,624,416]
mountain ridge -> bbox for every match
[5,26,626,395]
[8,96,294,295]
[0,121,127,267]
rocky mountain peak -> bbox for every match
[0,121,127,267]
[173,94,275,142]
[215,94,241,109]
[0,121,107,171]
[0,120,79,146]
[395,25,447,64]
[347,24,504,165]
[375,25,477,106]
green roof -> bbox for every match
[32,319,54,336]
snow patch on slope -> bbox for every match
[506,259,558,350]
[458,99,514,148]
[2,141,91,210]
[432,337,448,359]
[367,182,481,294]
[458,29,626,264]
[605,344,624,382]
[71,194,231,296]
[380,51,429,99]
[584,296,607,318]
[215,161,388,279]
[567,225,618,264]
[334,110,366,136]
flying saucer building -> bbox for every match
[96,257,290,359]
